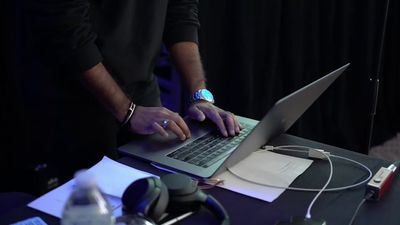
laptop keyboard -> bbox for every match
[167,123,253,168]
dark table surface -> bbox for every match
[1,134,399,225]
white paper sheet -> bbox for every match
[28,152,312,218]
[216,150,313,202]
[28,156,155,218]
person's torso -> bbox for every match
[89,0,168,89]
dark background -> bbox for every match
[2,0,399,162]
[196,0,399,154]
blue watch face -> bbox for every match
[201,89,214,102]
[194,89,214,103]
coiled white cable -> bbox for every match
[226,145,373,220]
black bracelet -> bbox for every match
[121,101,136,126]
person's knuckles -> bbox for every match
[171,112,182,121]
[169,124,186,140]
[154,107,169,116]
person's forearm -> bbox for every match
[81,63,131,123]
[169,42,207,95]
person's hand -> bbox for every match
[187,102,241,137]
[128,106,190,141]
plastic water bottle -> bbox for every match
[61,169,115,225]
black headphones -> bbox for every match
[120,173,230,225]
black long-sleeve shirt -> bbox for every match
[26,0,200,97]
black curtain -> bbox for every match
[198,0,399,154]
[2,0,398,157]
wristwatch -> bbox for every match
[192,89,215,104]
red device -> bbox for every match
[366,164,397,200]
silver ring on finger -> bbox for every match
[161,119,170,129]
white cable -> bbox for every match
[305,149,332,219]
[265,146,373,191]
[226,145,373,219]
[228,158,372,192]
[274,145,316,151]
[262,146,334,218]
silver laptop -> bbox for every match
[118,63,350,178]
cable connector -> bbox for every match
[308,149,330,159]
[366,164,397,201]
[261,145,274,151]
